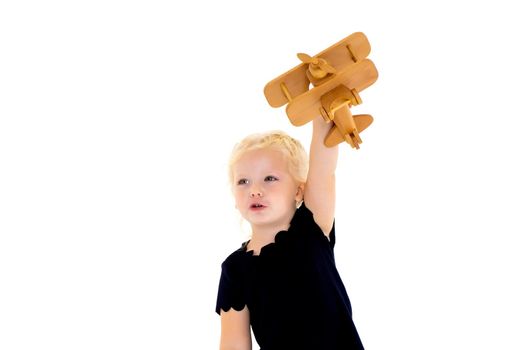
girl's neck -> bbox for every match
[246,206,297,254]
[248,221,291,255]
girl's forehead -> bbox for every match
[234,148,288,172]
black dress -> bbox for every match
[215,203,364,350]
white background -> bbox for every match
[1,0,524,349]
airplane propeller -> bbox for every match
[297,53,337,77]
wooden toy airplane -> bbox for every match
[264,32,378,149]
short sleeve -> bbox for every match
[329,218,336,249]
[215,258,246,315]
[295,203,336,250]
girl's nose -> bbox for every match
[250,190,263,198]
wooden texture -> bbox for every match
[264,32,371,108]
[263,32,378,148]
[286,59,378,126]
[325,113,373,148]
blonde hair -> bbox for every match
[228,131,308,185]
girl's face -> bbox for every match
[232,148,303,232]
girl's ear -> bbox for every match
[295,183,305,202]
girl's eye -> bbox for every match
[265,176,278,182]
[237,179,248,185]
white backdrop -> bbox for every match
[1,0,524,349]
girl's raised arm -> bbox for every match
[303,116,339,236]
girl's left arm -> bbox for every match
[303,116,339,236]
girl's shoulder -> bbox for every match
[221,242,250,269]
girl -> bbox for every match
[216,116,364,349]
